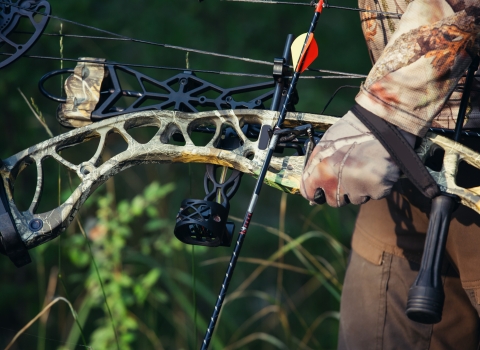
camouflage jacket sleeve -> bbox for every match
[356,0,480,136]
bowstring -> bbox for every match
[0,52,367,79]
[223,0,402,17]
[1,0,367,79]
[0,1,273,65]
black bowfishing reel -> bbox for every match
[174,164,242,247]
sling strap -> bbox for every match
[351,103,440,199]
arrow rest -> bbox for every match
[173,103,245,248]
[173,35,298,249]
[0,0,51,69]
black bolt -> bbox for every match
[29,219,43,232]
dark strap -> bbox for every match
[351,103,440,199]
[0,171,31,267]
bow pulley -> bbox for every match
[0,0,51,69]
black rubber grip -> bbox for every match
[405,195,456,324]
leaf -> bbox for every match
[117,200,130,218]
[119,274,134,287]
[142,268,161,288]
[144,181,175,201]
[133,269,161,304]
[146,206,158,218]
[144,218,170,231]
[144,181,160,201]
[152,289,169,303]
[131,196,146,216]
[69,248,90,267]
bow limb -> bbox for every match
[0,109,336,250]
[417,133,480,214]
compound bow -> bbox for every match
[1,0,480,348]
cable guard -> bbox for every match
[39,60,278,128]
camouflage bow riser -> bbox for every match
[0,108,337,250]
[1,105,480,252]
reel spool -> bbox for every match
[174,164,242,247]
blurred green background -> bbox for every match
[0,1,371,349]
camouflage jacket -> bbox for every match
[357,0,480,136]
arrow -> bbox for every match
[200,1,324,349]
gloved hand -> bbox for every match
[300,0,478,208]
[300,110,416,207]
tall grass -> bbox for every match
[4,171,350,349]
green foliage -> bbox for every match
[61,182,175,349]
[0,0,366,349]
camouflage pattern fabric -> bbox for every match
[357,0,480,136]
[301,0,480,207]
[300,110,416,206]
[57,58,105,128]
[301,111,399,207]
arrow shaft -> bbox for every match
[200,3,324,349]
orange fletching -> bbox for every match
[295,34,318,73]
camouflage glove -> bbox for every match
[300,0,479,208]
[300,110,416,207]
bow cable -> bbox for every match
[7,32,366,78]
[1,1,367,78]
[0,1,268,65]
[0,52,366,79]
[224,0,402,17]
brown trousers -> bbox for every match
[338,179,480,349]
[338,250,480,349]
